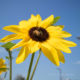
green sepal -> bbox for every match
[1,42,16,49]
[53,16,60,24]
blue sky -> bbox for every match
[0,0,80,80]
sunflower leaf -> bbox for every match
[0,68,9,71]
[53,16,60,24]
[5,56,10,60]
[1,42,16,49]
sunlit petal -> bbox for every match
[41,42,59,66]
[3,25,21,33]
[57,50,65,63]
[16,47,29,64]
[39,15,54,28]
[0,34,21,43]
[10,39,27,50]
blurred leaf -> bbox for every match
[6,56,14,60]
[5,56,10,60]
[53,16,60,24]
[15,75,25,80]
[1,42,16,49]
[77,36,80,40]
[4,72,7,79]
[0,68,9,71]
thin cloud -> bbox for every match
[75,61,80,64]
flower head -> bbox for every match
[0,58,7,75]
[0,14,77,66]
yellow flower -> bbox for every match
[0,14,77,66]
[0,58,7,75]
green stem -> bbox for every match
[0,75,1,80]
[8,50,12,80]
[30,50,41,80]
[26,53,35,80]
[4,72,7,80]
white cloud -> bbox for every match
[65,78,71,80]
[75,61,80,64]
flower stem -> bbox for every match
[30,50,41,80]
[4,72,7,80]
[8,50,12,80]
[26,53,35,80]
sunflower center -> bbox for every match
[29,27,49,42]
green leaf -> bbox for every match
[1,42,16,49]
[0,68,9,71]
[5,56,10,60]
[6,56,14,60]
[53,16,60,24]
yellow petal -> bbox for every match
[31,14,42,24]
[60,31,72,38]
[26,39,40,53]
[0,59,5,65]
[3,25,21,33]
[10,40,27,50]
[56,25,64,30]
[46,26,64,38]
[59,39,77,47]
[46,25,64,31]
[39,15,54,28]
[29,14,41,27]
[55,43,71,53]
[19,20,27,26]
[57,50,65,63]
[21,14,41,31]
[53,25,64,30]
[16,47,29,64]
[30,14,38,26]
[0,58,5,63]
[0,34,21,43]
[19,20,28,28]
[47,26,71,38]
[36,14,42,24]
[47,39,71,53]
[41,42,59,66]
[18,20,31,33]
[0,65,7,69]
[20,15,40,31]
[0,58,7,74]
[0,71,2,75]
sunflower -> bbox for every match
[0,58,7,75]
[0,14,77,66]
